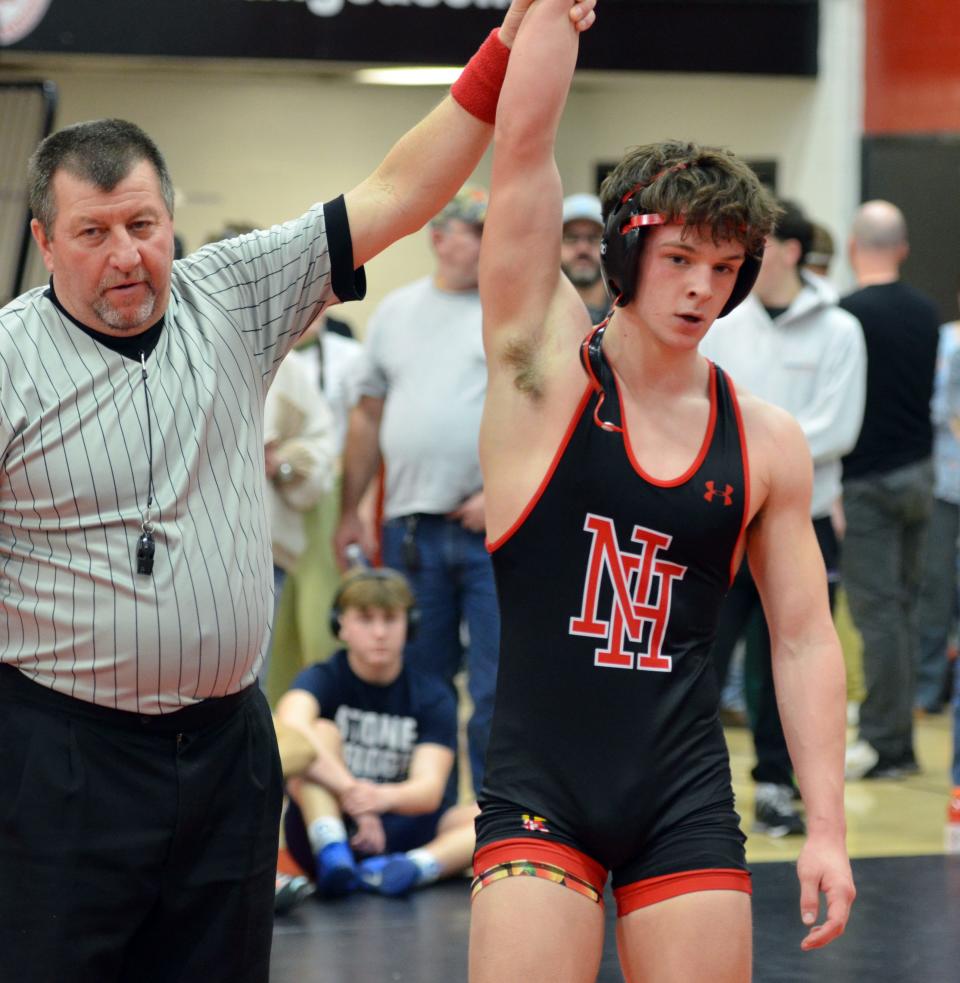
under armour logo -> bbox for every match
[704,481,734,506]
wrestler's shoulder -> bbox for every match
[734,388,809,468]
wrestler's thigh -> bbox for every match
[469,876,605,983]
[616,890,752,983]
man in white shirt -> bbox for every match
[700,199,866,836]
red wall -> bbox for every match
[866,0,960,134]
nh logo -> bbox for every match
[569,513,687,672]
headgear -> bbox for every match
[600,162,763,318]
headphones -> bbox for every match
[328,567,420,642]
[600,162,763,318]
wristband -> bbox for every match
[451,29,510,125]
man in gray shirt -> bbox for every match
[335,186,499,799]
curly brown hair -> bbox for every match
[600,140,778,256]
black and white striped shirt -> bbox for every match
[0,198,363,713]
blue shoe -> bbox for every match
[315,841,357,898]
[357,853,420,897]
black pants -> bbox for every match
[0,665,283,983]
[711,517,839,788]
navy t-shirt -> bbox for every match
[290,650,457,784]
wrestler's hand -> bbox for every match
[350,812,386,856]
[796,834,856,950]
[499,0,598,49]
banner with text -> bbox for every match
[2,0,818,76]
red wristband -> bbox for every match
[451,28,510,125]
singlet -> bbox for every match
[482,348,749,863]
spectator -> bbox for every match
[913,288,960,715]
[841,200,940,780]
[275,567,477,898]
[941,329,960,849]
[700,198,865,835]
[263,346,337,687]
[561,192,610,323]
[334,186,500,798]
[297,313,365,456]
[804,221,835,280]
[269,313,366,697]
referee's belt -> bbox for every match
[0,662,255,735]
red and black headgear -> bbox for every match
[600,161,764,318]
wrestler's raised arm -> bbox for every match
[477,0,599,543]
[344,0,596,270]
[480,0,593,360]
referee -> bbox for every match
[0,4,597,980]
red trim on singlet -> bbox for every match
[473,837,608,895]
[614,361,719,488]
[486,384,596,554]
[725,370,752,588]
[614,867,752,917]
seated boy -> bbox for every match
[275,567,478,898]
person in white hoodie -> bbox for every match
[699,199,866,837]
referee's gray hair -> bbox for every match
[28,118,175,234]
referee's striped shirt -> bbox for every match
[0,197,364,713]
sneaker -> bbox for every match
[719,707,748,728]
[315,841,357,898]
[949,787,960,823]
[862,761,905,780]
[357,853,420,897]
[895,753,922,776]
[844,739,880,780]
[753,783,806,837]
[846,701,860,728]
[274,872,315,914]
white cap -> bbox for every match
[562,193,604,228]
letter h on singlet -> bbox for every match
[569,513,686,671]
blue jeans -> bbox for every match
[843,459,934,765]
[953,660,960,786]
[914,497,958,711]
[382,514,500,796]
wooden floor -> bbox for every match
[734,707,955,863]
[269,711,960,982]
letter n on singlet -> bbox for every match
[569,513,686,672]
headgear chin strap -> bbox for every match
[600,163,763,319]
[578,319,623,435]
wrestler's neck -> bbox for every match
[604,310,709,398]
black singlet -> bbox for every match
[482,353,748,866]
